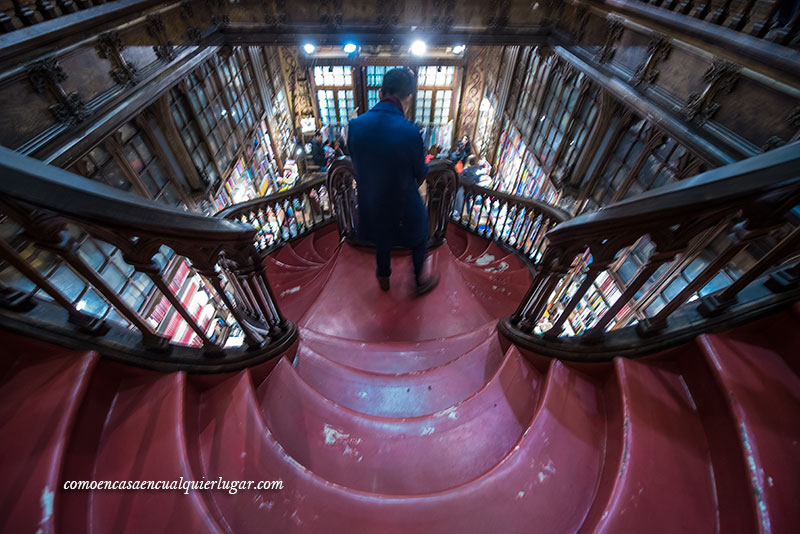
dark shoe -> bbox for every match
[415,273,440,297]
[378,276,390,291]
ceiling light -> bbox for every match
[452,45,466,55]
[303,43,315,54]
[343,43,357,54]
[410,40,427,56]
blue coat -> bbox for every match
[347,101,429,247]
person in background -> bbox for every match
[455,135,472,164]
[461,155,481,186]
[324,140,336,166]
[311,131,327,172]
[335,135,349,157]
[454,155,481,217]
[348,67,439,296]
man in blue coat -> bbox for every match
[348,68,439,295]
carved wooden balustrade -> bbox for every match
[216,175,333,252]
[324,156,458,247]
[598,0,800,47]
[451,179,571,264]
[501,141,800,360]
[0,146,295,372]
[0,0,124,34]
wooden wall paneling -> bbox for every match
[549,73,595,185]
[609,122,667,202]
[554,45,736,166]
[175,78,225,182]
[711,73,800,150]
[486,46,518,162]
[455,45,488,143]
[46,41,219,167]
[132,111,197,208]
[248,45,284,174]
[101,130,154,199]
[576,107,636,205]
[567,90,621,204]
[148,92,206,194]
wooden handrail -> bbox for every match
[457,180,571,224]
[0,146,296,372]
[0,146,255,245]
[216,175,327,220]
[547,141,800,244]
[589,0,800,84]
[503,140,800,359]
[216,174,334,252]
[451,178,570,264]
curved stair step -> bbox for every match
[312,224,342,260]
[265,255,316,274]
[445,224,468,258]
[456,257,532,285]
[297,321,498,373]
[462,241,511,268]
[270,263,325,290]
[276,259,338,323]
[698,313,800,534]
[459,231,491,262]
[257,349,541,495]
[199,358,604,533]
[297,245,494,342]
[0,336,98,534]
[273,242,322,268]
[89,373,223,533]
[292,233,328,264]
[455,263,531,318]
[586,358,718,534]
[676,342,757,534]
[292,333,506,417]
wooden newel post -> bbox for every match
[327,156,358,239]
[425,159,457,245]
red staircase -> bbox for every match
[1,223,799,533]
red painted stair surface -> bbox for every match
[0,223,798,533]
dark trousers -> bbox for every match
[376,239,428,283]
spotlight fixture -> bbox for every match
[452,45,466,55]
[410,40,427,56]
[303,43,316,54]
[343,43,357,54]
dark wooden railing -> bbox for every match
[216,175,333,252]
[0,0,120,34]
[501,141,800,360]
[324,156,459,247]
[0,146,296,372]
[609,0,800,46]
[451,180,571,264]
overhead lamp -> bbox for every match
[452,44,466,55]
[343,43,357,54]
[303,43,316,54]
[410,40,427,56]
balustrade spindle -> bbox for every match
[750,0,783,37]
[690,0,711,19]
[708,0,735,24]
[194,264,266,349]
[728,0,757,30]
[544,260,609,338]
[0,238,111,333]
[0,146,298,370]
[699,225,800,315]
